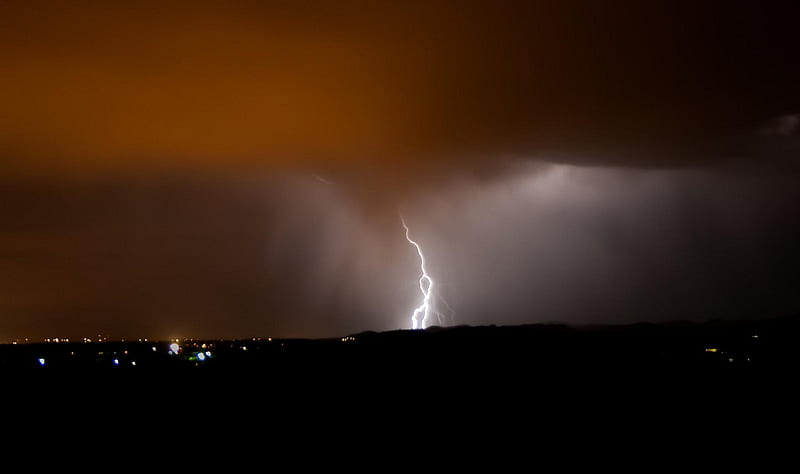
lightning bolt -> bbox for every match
[400,215,454,329]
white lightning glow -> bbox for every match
[401,215,454,329]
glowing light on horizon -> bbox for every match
[400,215,454,329]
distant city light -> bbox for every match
[113,359,119,366]
[205,351,211,357]
[705,348,718,353]
[169,343,180,354]
[197,352,206,361]
[38,358,46,366]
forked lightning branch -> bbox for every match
[400,215,454,329]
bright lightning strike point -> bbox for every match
[400,215,454,330]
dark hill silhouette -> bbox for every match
[3,314,800,374]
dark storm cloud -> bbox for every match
[761,115,800,137]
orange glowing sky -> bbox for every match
[3,1,795,179]
[1,2,525,175]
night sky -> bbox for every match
[1,1,799,339]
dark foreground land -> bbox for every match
[4,314,800,375]
[7,317,800,426]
